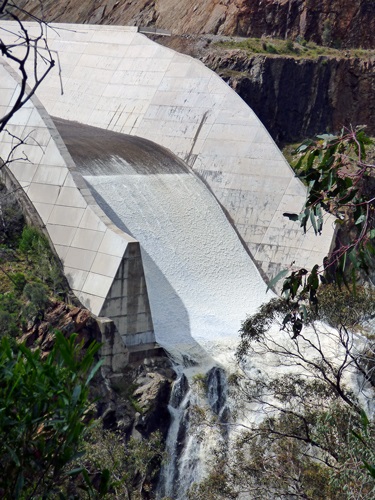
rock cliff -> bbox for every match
[204,51,375,143]
[13,0,375,49]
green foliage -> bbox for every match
[193,370,375,499]
[0,185,24,247]
[79,424,165,499]
[351,411,375,482]
[18,226,66,295]
[237,298,291,359]
[214,37,375,60]
[18,225,40,254]
[129,395,144,415]
[0,310,18,337]
[0,331,102,498]
[0,291,21,315]
[316,284,375,329]
[0,292,21,337]
[285,39,296,52]
[265,43,277,54]
[271,127,375,332]
[9,271,26,294]
[300,37,308,47]
[22,281,49,320]
[234,275,375,498]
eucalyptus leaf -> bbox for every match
[266,269,289,292]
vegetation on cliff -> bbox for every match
[214,37,375,60]
[10,0,375,50]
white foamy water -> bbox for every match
[83,156,371,499]
[84,162,271,354]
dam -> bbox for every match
[0,21,334,355]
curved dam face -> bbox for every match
[55,119,270,358]
[0,21,334,283]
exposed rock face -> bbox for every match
[204,51,375,143]
[20,301,98,353]
[133,359,175,438]
[13,0,375,49]
[21,302,175,439]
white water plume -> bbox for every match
[83,155,273,496]
[84,158,271,353]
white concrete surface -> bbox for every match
[0,61,155,345]
[0,21,335,282]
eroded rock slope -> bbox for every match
[13,0,375,49]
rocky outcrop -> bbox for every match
[20,301,98,353]
[20,301,175,439]
[13,0,375,49]
[132,359,176,438]
[204,51,375,143]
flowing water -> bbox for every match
[55,120,277,497]
[82,161,272,497]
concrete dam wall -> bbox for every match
[0,22,334,351]
[0,22,334,281]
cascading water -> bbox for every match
[55,120,274,497]
[82,159,266,497]
[158,366,230,499]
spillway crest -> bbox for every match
[56,119,271,356]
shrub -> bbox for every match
[0,332,102,498]
[0,310,18,337]
[266,44,278,54]
[18,226,66,295]
[0,185,24,246]
[22,282,49,320]
[18,226,40,255]
[285,39,294,52]
[9,272,26,294]
[316,284,375,329]
[0,292,21,315]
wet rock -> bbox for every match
[206,366,227,415]
[170,374,189,409]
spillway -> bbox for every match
[55,119,271,359]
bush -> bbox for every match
[0,310,18,337]
[316,284,375,329]
[22,282,49,320]
[0,332,102,498]
[80,425,165,498]
[0,185,24,246]
[9,272,26,294]
[0,292,21,315]
[285,39,294,52]
[266,43,278,54]
[18,226,66,295]
[18,226,40,255]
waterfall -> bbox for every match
[158,366,230,499]
[69,130,273,496]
